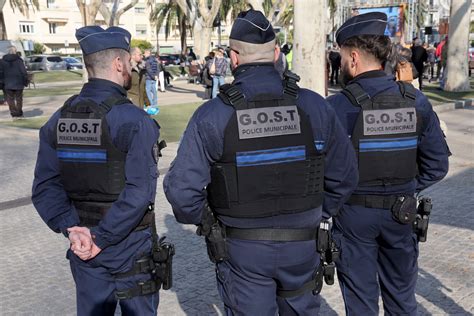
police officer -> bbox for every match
[32,26,163,315]
[327,12,450,315]
[164,10,358,315]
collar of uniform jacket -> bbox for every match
[232,62,275,78]
[349,70,387,84]
[80,78,128,98]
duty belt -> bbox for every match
[224,226,318,242]
[347,194,399,209]
[74,202,155,230]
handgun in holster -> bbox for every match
[196,204,229,264]
[413,197,432,242]
[152,236,175,290]
[317,220,340,286]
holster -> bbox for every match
[391,195,417,224]
[317,221,340,286]
[413,196,432,242]
[152,236,175,290]
[205,223,229,264]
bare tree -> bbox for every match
[444,0,471,92]
[99,0,139,27]
[292,0,326,94]
[175,0,222,60]
[75,0,102,26]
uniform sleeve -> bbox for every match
[32,113,80,235]
[164,112,223,225]
[322,106,359,218]
[90,116,159,249]
[415,99,450,191]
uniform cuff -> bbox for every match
[89,227,111,250]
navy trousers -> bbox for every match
[333,204,419,316]
[215,238,321,316]
[68,229,159,316]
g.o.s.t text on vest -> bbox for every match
[57,118,102,146]
[363,108,417,136]
[237,106,301,139]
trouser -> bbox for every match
[330,65,339,84]
[212,75,225,99]
[216,238,321,316]
[158,71,165,92]
[68,229,159,316]
[332,204,418,316]
[5,89,24,117]
[145,80,158,107]
[416,67,424,90]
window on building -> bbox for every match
[19,22,35,34]
[49,23,57,34]
[135,5,145,14]
[47,0,57,8]
[136,25,147,36]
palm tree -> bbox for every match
[149,0,189,53]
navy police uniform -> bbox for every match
[327,13,450,315]
[164,10,358,315]
[32,26,161,315]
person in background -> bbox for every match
[328,43,341,85]
[129,47,147,108]
[156,53,166,92]
[188,48,197,61]
[0,46,28,119]
[411,38,428,90]
[427,44,436,83]
[210,49,227,98]
[435,36,447,80]
[144,49,159,108]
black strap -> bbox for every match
[225,227,317,242]
[218,84,247,110]
[114,256,155,279]
[347,194,399,209]
[282,71,300,99]
[396,81,417,105]
[101,95,131,112]
[115,279,160,300]
[341,83,372,110]
[277,278,316,298]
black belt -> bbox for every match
[347,195,398,209]
[225,227,317,242]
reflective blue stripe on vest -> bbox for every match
[359,136,418,152]
[57,148,107,163]
[236,146,306,167]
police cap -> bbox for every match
[75,26,131,56]
[229,10,276,64]
[336,12,388,46]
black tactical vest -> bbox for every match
[342,81,422,187]
[54,95,130,226]
[207,76,325,218]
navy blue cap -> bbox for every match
[75,26,131,56]
[336,12,388,46]
[230,10,275,44]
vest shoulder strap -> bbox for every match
[341,82,372,110]
[218,84,247,110]
[282,70,300,99]
[60,94,78,112]
[396,81,417,106]
[101,95,132,112]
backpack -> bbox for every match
[396,59,414,83]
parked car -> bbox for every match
[159,54,180,66]
[26,55,67,71]
[63,57,83,70]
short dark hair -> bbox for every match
[341,35,392,63]
[84,48,129,75]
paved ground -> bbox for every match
[0,104,472,315]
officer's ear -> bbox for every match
[274,45,281,63]
[113,56,124,73]
[229,49,239,69]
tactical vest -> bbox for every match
[207,73,325,218]
[341,81,422,187]
[54,95,130,227]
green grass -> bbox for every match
[31,70,83,83]
[23,86,82,98]
[423,77,474,105]
[2,102,202,143]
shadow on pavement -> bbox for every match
[164,214,224,315]
[23,108,43,118]
[416,268,471,315]
[167,84,207,100]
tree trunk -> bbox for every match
[293,0,326,95]
[179,14,187,53]
[0,12,6,40]
[444,0,471,92]
[193,21,212,60]
[99,0,139,27]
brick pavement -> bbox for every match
[0,108,473,315]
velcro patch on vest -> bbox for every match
[57,118,102,146]
[236,106,301,139]
[363,108,416,136]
